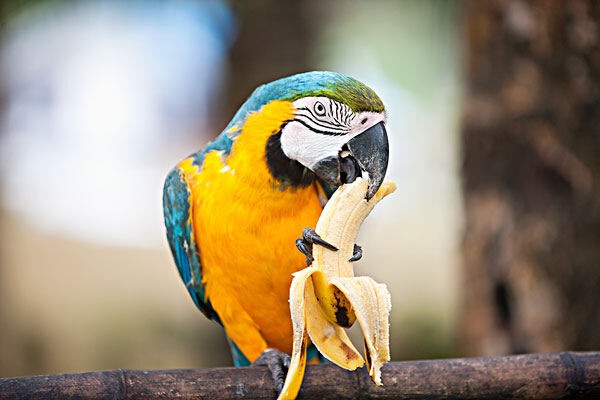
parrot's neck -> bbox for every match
[228,100,316,191]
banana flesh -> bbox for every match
[331,276,391,384]
[305,278,364,369]
[277,177,396,400]
[279,267,312,400]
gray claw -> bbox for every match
[252,348,291,394]
[348,243,363,262]
[296,238,314,266]
[303,228,338,251]
[296,228,339,266]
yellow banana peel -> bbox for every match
[278,177,396,400]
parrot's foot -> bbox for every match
[296,228,363,266]
[348,243,363,262]
[296,228,337,266]
[252,348,291,394]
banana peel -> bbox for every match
[278,177,396,400]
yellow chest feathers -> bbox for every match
[177,100,323,354]
[184,99,321,223]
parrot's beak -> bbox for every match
[346,122,389,200]
[312,122,389,200]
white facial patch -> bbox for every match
[280,97,386,170]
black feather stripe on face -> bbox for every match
[265,125,316,189]
[291,118,347,136]
[292,98,353,136]
[296,107,346,129]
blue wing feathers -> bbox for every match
[163,130,236,324]
[163,168,221,323]
[191,131,234,168]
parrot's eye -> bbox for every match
[314,101,326,117]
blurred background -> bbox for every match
[0,0,598,377]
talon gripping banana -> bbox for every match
[278,177,396,400]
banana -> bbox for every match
[331,276,391,384]
[279,267,312,400]
[277,177,396,400]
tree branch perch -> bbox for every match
[1,352,599,399]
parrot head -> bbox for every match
[230,71,389,199]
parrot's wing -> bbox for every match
[163,167,221,323]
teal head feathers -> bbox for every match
[225,71,385,134]
[216,71,389,199]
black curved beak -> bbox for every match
[311,122,389,200]
[346,122,389,200]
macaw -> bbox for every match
[163,71,389,391]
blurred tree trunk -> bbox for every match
[462,0,600,356]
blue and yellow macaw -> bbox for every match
[163,71,388,390]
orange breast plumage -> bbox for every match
[178,100,323,361]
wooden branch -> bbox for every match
[1,352,599,399]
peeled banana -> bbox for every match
[278,177,396,400]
